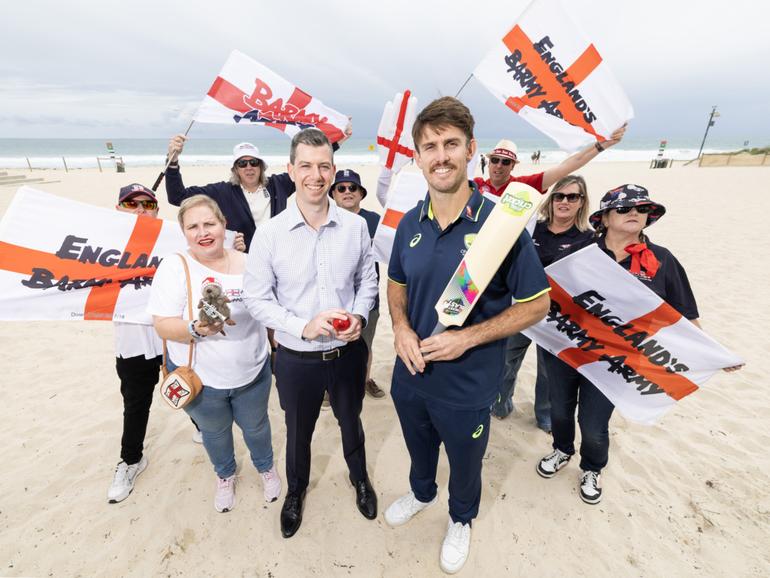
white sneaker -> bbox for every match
[215,474,236,512]
[192,429,203,444]
[536,449,571,479]
[107,455,148,503]
[384,491,437,527]
[440,518,471,574]
[579,470,602,504]
[260,465,282,503]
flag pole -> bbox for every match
[455,74,473,99]
[151,119,196,192]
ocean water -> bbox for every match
[0,137,751,170]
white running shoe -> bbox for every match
[260,465,282,503]
[579,470,602,504]
[215,474,236,513]
[384,491,437,527]
[536,449,571,479]
[440,518,471,574]
[107,455,148,504]
[192,429,203,444]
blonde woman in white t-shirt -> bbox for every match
[148,194,281,513]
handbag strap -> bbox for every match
[162,252,196,369]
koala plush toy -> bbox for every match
[197,282,236,335]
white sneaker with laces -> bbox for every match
[440,518,471,574]
[536,449,571,478]
[260,465,282,503]
[215,474,236,512]
[384,490,437,527]
[107,455,148,503]
[580,470,602,504]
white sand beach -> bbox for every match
[1,160,769,577]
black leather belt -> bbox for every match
[278,344,349,361]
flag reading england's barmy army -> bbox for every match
[522,245,743,424]
[473,0,633,151]
[196,50,349,143]
[0,188,215,324]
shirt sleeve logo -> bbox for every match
[409,233,422,248]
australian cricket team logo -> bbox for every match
[463,234,476,250]
[500,190,534,216]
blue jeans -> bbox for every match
[180,361,274,479]
[541,351,615,472]
[493,333,551,430]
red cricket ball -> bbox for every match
[332,317,351,331]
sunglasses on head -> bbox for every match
[615,204,653,214]
[235,158,260,168]
[335,184,359,193]
[552,192,583,203]
[489,157,514,166]
[120,199,158,210]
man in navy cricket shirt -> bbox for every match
[384,97,551,574]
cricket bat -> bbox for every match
[432,182,544,334]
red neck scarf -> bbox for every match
[624,243,659,278]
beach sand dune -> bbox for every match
[1,162,768,576]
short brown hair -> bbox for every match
[178,194,226,229]
[412,97,475,150]
[289,128,333,164]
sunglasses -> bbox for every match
[235,158,261,168]
[552,192,583,203]
[120,199,158,210]
[335,184,360,193]
[489,157,514,166]
[615,205,653,214]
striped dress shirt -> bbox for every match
[243,199,378,352]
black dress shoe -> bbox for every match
[280,491,306,538]
[351,476,377,520]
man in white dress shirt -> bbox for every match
[244,128,379,538]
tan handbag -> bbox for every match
[159,254,203,409]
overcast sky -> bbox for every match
[2,0,769,146]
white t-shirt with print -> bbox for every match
[147,253,269,389]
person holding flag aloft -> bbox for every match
[474,125,626,200]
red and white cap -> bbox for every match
[489,139,518,161]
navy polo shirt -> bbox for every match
[388,183,550,409]
[359,207,381,311]
[531,221,594,267]
[565,236,700,320]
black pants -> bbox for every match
[274,340,368,494]
[115,354,162,465]
[542,352,615,472]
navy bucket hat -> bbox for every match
[589,184,666,228]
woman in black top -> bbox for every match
[535,184,700,504]
[494,175,593,431]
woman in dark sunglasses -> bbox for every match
[494,175,593,429]
[535,183,708,505]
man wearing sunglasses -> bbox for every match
[107,183,163,504]
[330,169,386,400]
[473,125,627,199]
[165,124,352,252]
[165,138,295,253]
